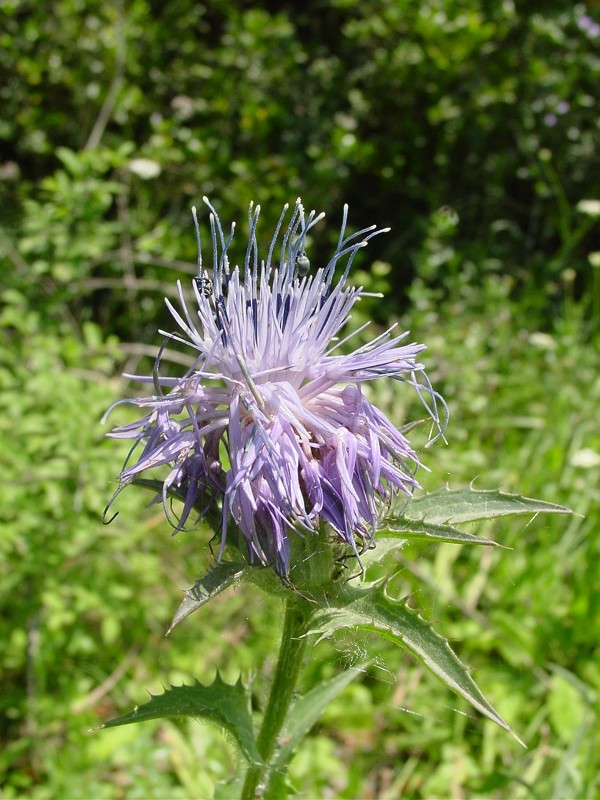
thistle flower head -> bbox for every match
[104,199,446,576]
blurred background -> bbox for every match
[1,1,599,797]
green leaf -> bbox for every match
[308,583,523,743]
[404,486,572,525]
[379,519,501,547]
[274,663,368,771]
[358,536,408,570]
[102,674,263,765]
[55,146,86,177]
[167,561,247,635]
[214,776,245,800]
[263,664,368,799]
[547,670,588,745]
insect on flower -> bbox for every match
[193,275,213,298]
[103,198,446,576]
[295,252,310,278]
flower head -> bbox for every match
[104,199,445,576]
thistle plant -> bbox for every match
[101,199,569,798]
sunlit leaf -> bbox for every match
[379,519,501,546]
[167,561,247,634]
[101,674,262,765]
[404,487,571,525]
[275,663,368,771]
[308,583,523,743]
[358,536,408,570]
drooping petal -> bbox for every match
[104,199,446,576]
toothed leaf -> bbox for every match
[102,674,262,765]
[168,561,247,634]
[358,536,408,570]
[308,583,521,742]
[404,486,571,525]
[379,519,501,547]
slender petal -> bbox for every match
[104,200,446,575]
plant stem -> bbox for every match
[241,595,310,800]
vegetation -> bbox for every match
[1,1,598,797]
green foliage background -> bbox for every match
[1,1,598,797]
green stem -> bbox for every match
[241,596,310,800]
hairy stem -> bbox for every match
[241,596,310,800]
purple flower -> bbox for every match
[103,199,445,575]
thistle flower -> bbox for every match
[103,199,445,576]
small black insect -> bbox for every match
[194,276,213,297]
[295,253,310,278]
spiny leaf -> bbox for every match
[358,536,408,570]
[404,486,572,525]
[308,583,523,744]
[167,561,247,634]
[379,519,502,547]
[101,674,263,765]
